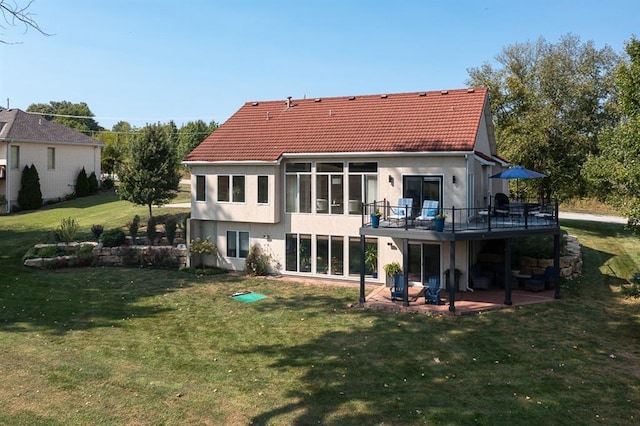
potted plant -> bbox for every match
[434,212,447,232]
[370,210,382,228]
[383,261,403,287]
[365,245,378,278]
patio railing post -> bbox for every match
[451,206,455,233]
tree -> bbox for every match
[75,167,89,197]
[117,123,180,216]
[98,121,135,177]
[27,101,103,135]
[466,34,620,200]
[582,37,640,231]
[0,0,51,44]
[177,119,218,162]
[17,164,42,210]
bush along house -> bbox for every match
[183,88,561,312]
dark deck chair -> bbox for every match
[425,276,441,305]
[525,266,557,292]
[470,264,491,290]
[390,274,405,301]
[493,193,510,216]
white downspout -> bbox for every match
[5,142,11,213]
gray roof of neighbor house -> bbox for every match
[0,109,104,146]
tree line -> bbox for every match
[467,34,640,230]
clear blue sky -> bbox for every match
[1,0,638,130]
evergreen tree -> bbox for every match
[17,164,43,210]
[75,167,90,197]
[117,123,180,216]
[88,171,99,194]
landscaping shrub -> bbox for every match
[17,164,43,211]
[75,167,90,197]
[57,217,79,244]
[88,171,99,194]
[127,215,140,244]
[101,228,126,247]
[91,224,104,240]
[165,215,177,245]
[101,177,114,190]
[245,243,271,276]
[146,216,157,245]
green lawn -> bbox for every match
[1,195,639,425]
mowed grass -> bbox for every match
[1,195,640,425]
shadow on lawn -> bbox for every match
[0,266,195,335]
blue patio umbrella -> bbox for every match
[490,166,547,195]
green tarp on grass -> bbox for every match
[232,292,267,303]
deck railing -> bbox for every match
[363,198,559,233]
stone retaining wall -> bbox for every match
[24,243,188,269]
[519,235,582,279]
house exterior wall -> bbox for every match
[187,151,489,290]
[4,141,101,208]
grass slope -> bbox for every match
[0,197,639,425]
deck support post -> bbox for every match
[403,238,409,307]
[504,238,513,305]
[359,234,366,304]
[554,233,561,299]
[449,240,456,312]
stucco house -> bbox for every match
[0,108,104,213]
[183,88,561,311]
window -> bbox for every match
[10,146,19,169]
[285,233,312,273]
[348,236,377,276]
[227,231,249,258]
[47,147,55,170]
[196,175,206,201]
[348,162,378,214]
[232,176,245,202]
[217,175,245,203]
[218,176,230,201]
[257,175,269,204]
[316,163,343,214]
[285,163,311,213]
[316,235,344,275]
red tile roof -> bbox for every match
[185,87,488,163]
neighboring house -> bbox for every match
[183,88,561,310]
[0,109,104,213]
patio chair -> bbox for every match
[493,193,510,216]
[416,200,439,227]
[525,266,557,292]
[390,274,406,301]
[389,198,413,223]
[424,276,441,305]
[470,263,491,290]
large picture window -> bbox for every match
[285,163,311,213]
[316,235,344,275]
[227,230,249,258]
[348,162,378,214]
[285,233,312,273]
[316,163,343,214]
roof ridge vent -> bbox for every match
[285,96,292,108]
[314,98,322,102]
[441,90,449,95]
[348,96,356,100]
[380,94,388,99]
[418,92,426,97]
[252,102,259,106]
[467,88,475,93]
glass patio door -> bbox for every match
[404,176,443,216]
[407,243,441,286]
